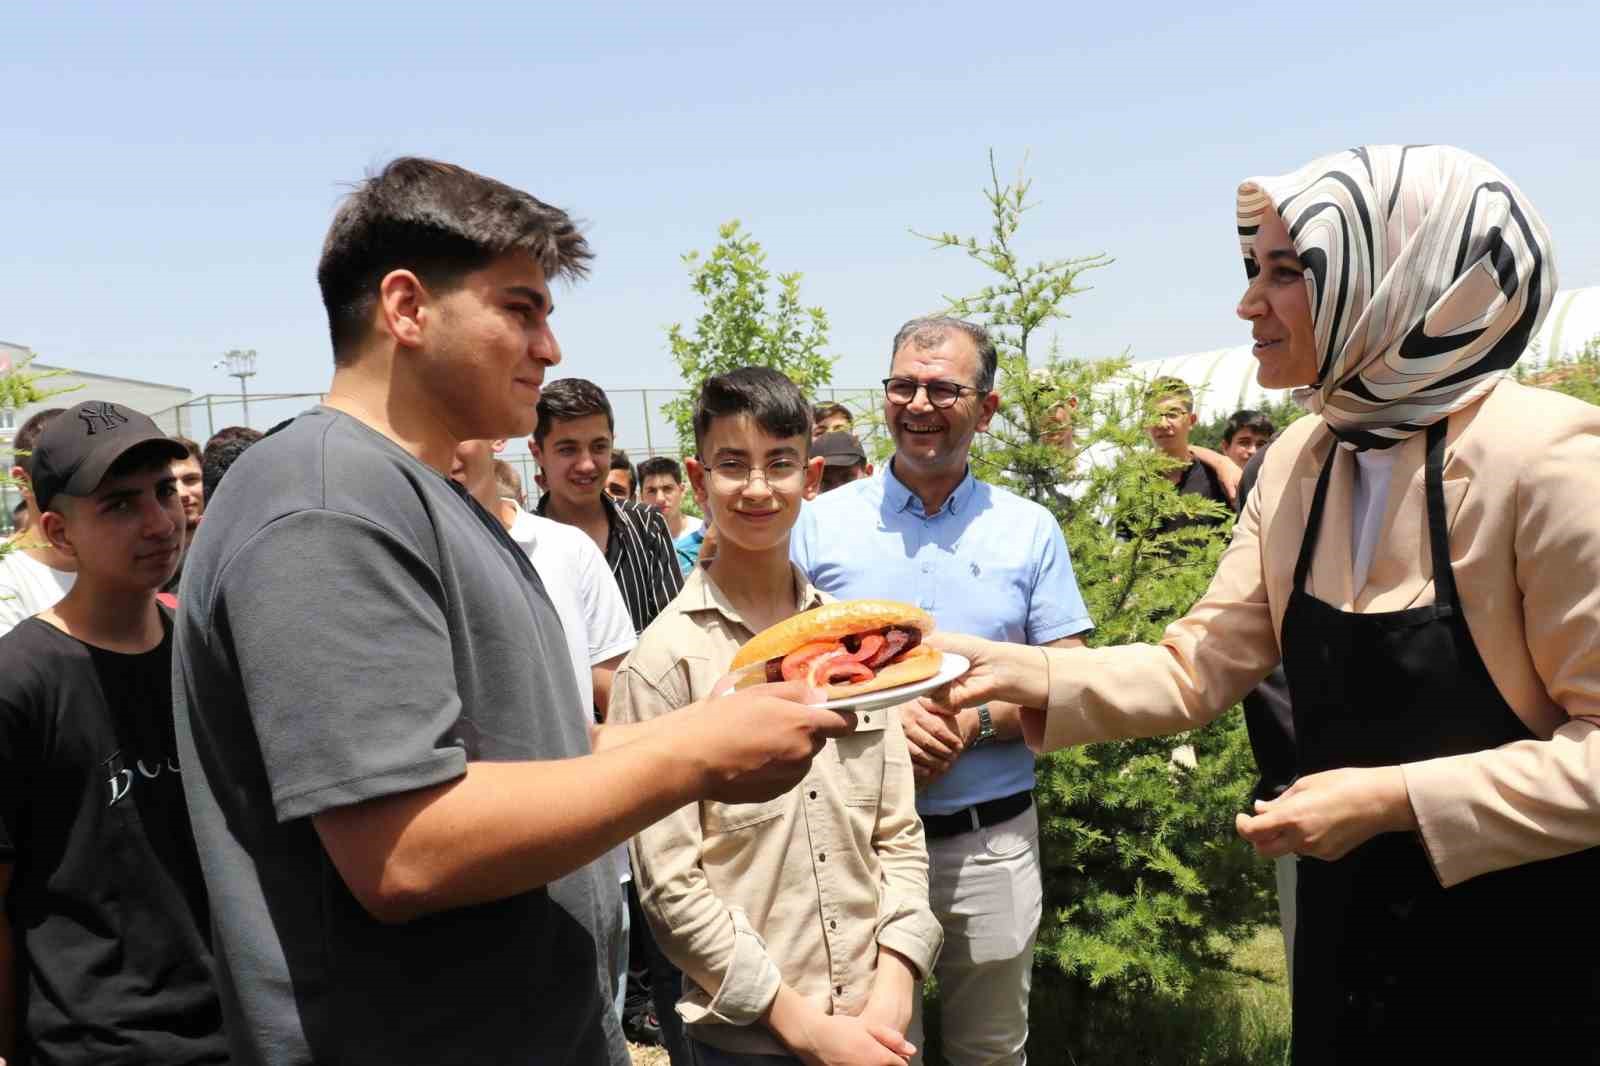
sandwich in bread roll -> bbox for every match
[731,599,940,699]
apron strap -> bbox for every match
[1422,419,1458,611]
[1293,420,1455,605]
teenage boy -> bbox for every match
[812,402,852,439]
[171,157,850,1066]
[161,436,205,596]
[1220,408,1275,469]
[614,367,938,1066]
[810,431,873,494]
[607,449,637,500]
[0,401,227,1065]
[1,408,76,636]
[532,378,691,1060]
[638,456,702,541]
[450,436,638,1020]
[1143,376,1235,527]
[532,379,684,635]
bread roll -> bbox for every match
[731,600,934,671]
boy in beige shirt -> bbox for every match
[612,368,940,1066]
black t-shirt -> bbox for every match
[0,613,227,1066]
[173,407,625,1066]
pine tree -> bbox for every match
[916,154,1275,1002]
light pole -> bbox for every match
[219,349,257,428]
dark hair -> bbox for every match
[174,436,201,461]
[317,156,592,364]
[608,449,635,495]
[1148,376,1195,410]
[202,437,258,503]
[533,378,614,446]
[10,407,65,481]
[637,456,683,485]
[693,367,812,455]
[813,402,851,424]
[1222,408,1276,444]
[890,316,998,392]
[205,425,263,451]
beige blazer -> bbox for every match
[1032,379,1600,887]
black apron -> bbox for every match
[1282,420,1600,1064]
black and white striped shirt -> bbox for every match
[538,494,683,634]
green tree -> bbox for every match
[1517,333,1600,407]
[663,221,835,456]
[916,155,1275,1008]
[2,352,69,551]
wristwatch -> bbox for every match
[971,704,997,748]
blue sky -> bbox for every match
[6,0,1597,422]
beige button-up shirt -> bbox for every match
[610,565,941,1055]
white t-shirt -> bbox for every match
[1351,447,1401,592]
[0,547,75,637]
[675,514,704,539]
[505,504,637,882]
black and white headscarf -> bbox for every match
[1237,145,1556,449]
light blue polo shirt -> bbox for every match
[791,461,1093,815]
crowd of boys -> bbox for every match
[0,156,1267,1066]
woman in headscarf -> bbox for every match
[931,145,1600,1062]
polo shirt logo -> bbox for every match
[79,402,129,435]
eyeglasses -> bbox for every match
[882,377,980,409]
[706,458,806,489]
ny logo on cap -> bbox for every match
[79,402,130,435]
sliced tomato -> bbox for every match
[781,641,844,681]
[840,633,886,664]
[807,650,873,688]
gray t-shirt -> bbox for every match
[173,407,625,1066]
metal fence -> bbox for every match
[146,383,888,505]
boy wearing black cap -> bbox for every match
[811,431,874,494]
[0,401,228,1065]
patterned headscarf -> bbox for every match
[1237,145,1556,449]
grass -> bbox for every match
[924,927,1292,1066]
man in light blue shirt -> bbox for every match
[792,316,1091,1066]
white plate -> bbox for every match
[815,652,969,713]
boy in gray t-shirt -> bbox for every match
[172,157,852,1066]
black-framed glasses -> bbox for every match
[882,377,980,409]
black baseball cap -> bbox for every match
[30,400,189,512]
[810,431,867,467]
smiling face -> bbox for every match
[171,455,204,532]
[412,252,563,441]
[42,457,185,592]
[884,332,999,482]
[531,413,613,510]
[686,413,820,556]
[1238,207,1319,389]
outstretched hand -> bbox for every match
[1235,765,1416,861]
[925,631,1048,713]
[683,678,856,805]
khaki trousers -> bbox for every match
[908,803,1042,1066]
